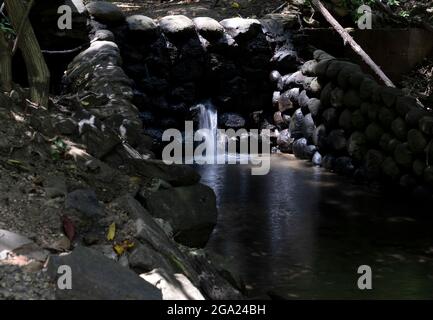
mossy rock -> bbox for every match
[343,89,362,110]
[347,131,367,162]
[351,109,367,130]
[381,157,400,181]
[377,107,396,129]
[407,129,427,154]
[365,123,384,143]
[413,159,426,177]
[394,142,413,168]
[391,117,407,140]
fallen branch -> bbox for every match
[311,0,395,87]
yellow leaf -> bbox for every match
[113,244,124,255]
[107,222,116,241]
[231,2,240,9]
[81,101,90,106]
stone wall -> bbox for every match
[274,50,433,198]
[82,1,301,139]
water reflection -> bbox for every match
[195,154,433,299]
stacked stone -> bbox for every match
[273,49,433,196]
[83,1,295,134]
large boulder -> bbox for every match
[126,159,201,187]
[145,184,217,248]
[86,1,125,24]
[193,17,224,40]
[126,15,159,39]
[219,18,262,42]
[159,15,196,40]
[47,246,162,300]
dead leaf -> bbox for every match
[107,222,116,241]
[62,215,75,241]
[113,240,134,256]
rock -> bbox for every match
[271,45,299,73]
[298,90,310,115]
[413,159,426,177]
[407,129,427,154]
[129,242,177,274]
[289,108,305,139]
[47,246,162,300]
[391,117,407,141]
[86,1,125,24]
[65,189,104,217]
[338,109,352,131]
[406,107,429,127]
[365,149,385,179]
[377,107,396,129]
[301,60,318,76]
[308,98,321,118]
[292,138,308,159]
[302,113,316,142]
[360,78,379,100]
[419,116,433,135]
[93,29,115,42]
[274,111,289,130]
[145,184,217,248]
[394,143,413,168]
[313,59,332,77]
[312,151,322,166]
[322,108,338,128]
[126,15,159,38]
[380,87,402,107]
[322,155,336,170]
[140,268,205,300]
[382,157,400,181]
[330,87,344,108]
[348,131,367,162]
[193,17,224,40]
[220,18,262,42]
[313,124,327,150]
[328,129,346,151]
[278,88,298,112]
[127,159,200,187]
[343,89,362,110]
[349,71,365,88]
[365,123,384,143]
[277,129,293,153]
[219,113,246,129]
[44,174,67,198]
[269,70,282,83]
[351,110,366,130]
[424,166,433,186]
[159,15,196,40]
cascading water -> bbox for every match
[193,101,223,162]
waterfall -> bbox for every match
[196,101,220,161]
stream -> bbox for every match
[195,155,433,299]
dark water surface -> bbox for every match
[194,154,433,299]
